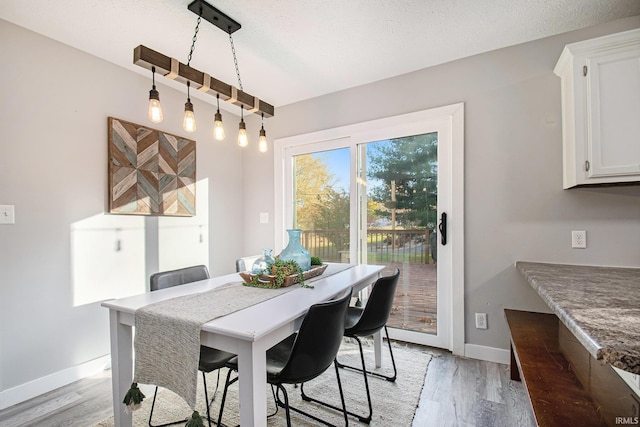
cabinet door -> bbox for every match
[585,48,640,178]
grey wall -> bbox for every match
[1,13,639,406]
[242,16,640,352]
[0,19,247,397]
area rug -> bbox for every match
[96,339,431,426]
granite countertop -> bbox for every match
[515,261,640,375]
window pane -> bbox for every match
[293,148,350,262]
[362,133,438,334]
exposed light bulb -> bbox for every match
[258,126,268,152]
[213,94,225,141]
[238,121,248,147]
[237,105,248,147]
[148,66,163,123]
[183,102,196,133]
[183,81,196,133]
[148,96,163,124]
[214,111,225,141]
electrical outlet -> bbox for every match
[475,313,488,329]
[571,230,586,249]
[0,205,15,224]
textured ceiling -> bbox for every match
[1,0,639,109]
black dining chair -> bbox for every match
[148,265,235,427]
[302,269,400,424]
[217,289,353,427]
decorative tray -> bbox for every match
[239,263,328,288]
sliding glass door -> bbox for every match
[275,106,464,350]
[357,134,439,335]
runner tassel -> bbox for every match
[185,410,206,427]
[122,382,145,413]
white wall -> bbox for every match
[0,19,247,406]
[242,17,640,353]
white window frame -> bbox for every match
[274,104,464,354]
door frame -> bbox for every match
[274,104,464,355]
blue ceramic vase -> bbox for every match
[279,229,311,271]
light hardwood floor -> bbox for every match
[413,348,535,427]
[0,347,535,427]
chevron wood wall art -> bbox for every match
[108,117,196,216]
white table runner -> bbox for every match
[133,263,352,408]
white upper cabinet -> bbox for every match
[554,29,640,189]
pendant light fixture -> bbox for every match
[258,113,268,153]
[213,94,225,141]
[148,66,163,124]
[183,81,196,133]
[136,0,273,152]
[237,105,248,147]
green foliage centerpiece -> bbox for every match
[239,256,327,289]
[243,258,312,289]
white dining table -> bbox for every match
[102,263,384,427]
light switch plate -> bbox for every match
[259,212,269,224]
[0,205,15,224]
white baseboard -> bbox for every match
[0,355,111,411]
[464,343,510,365]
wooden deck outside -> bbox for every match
[302,229,438,335]
[376,262,437,335]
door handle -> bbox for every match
[438,212,447,245]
